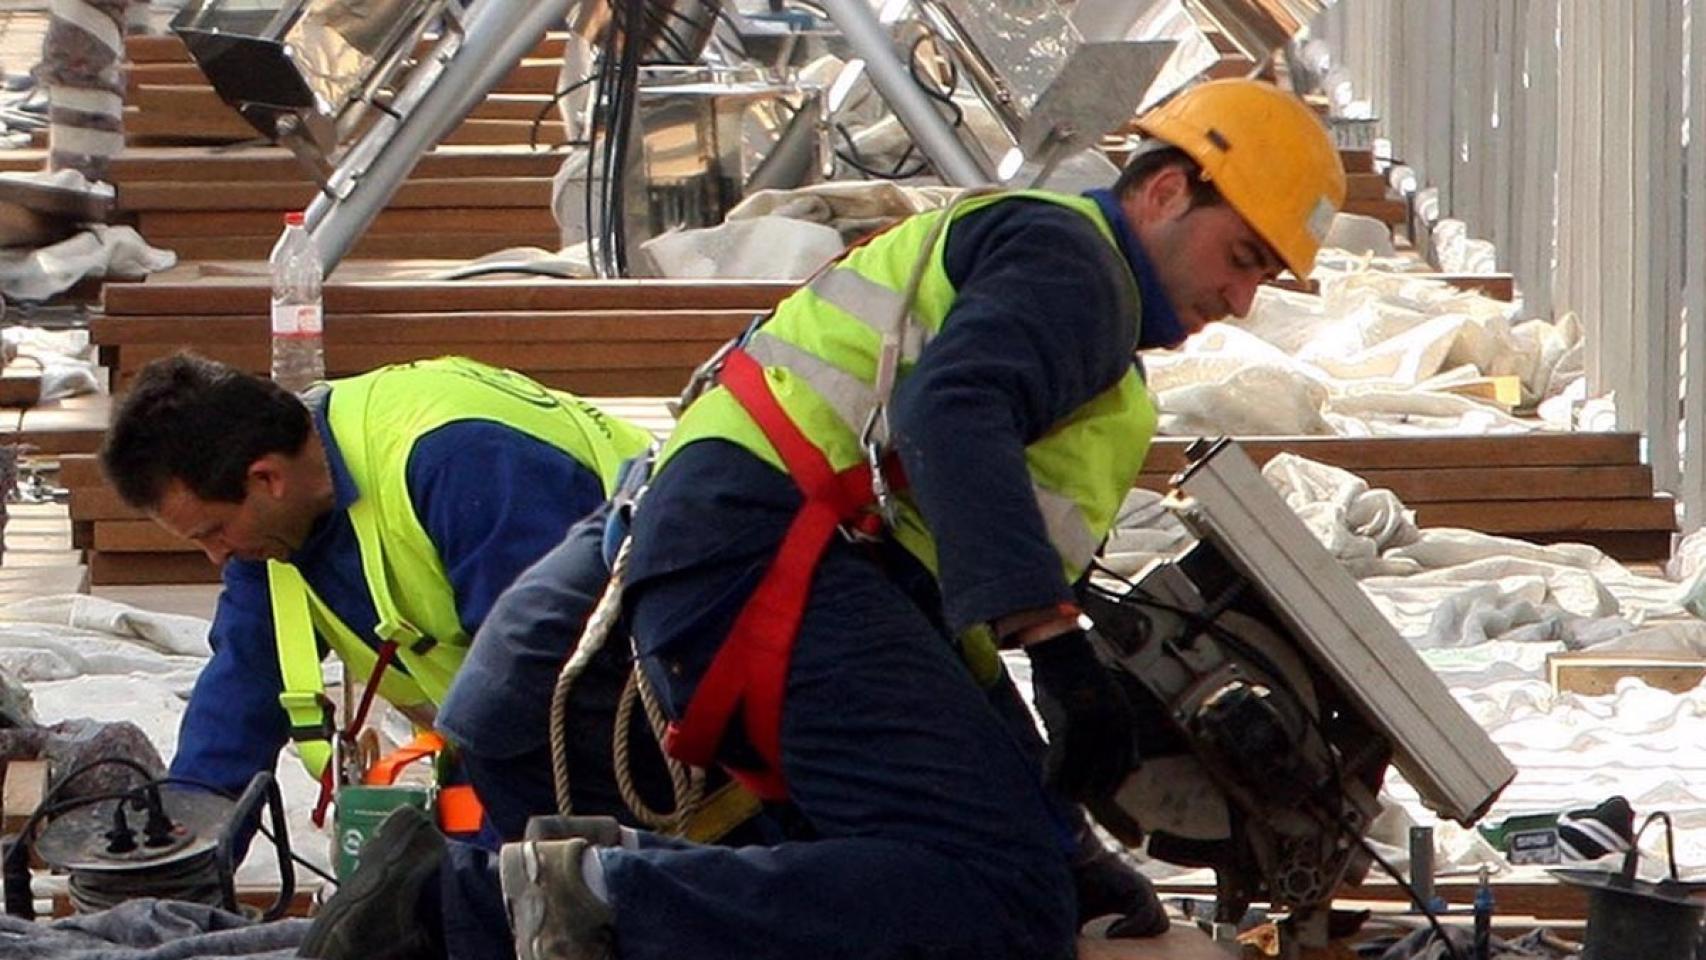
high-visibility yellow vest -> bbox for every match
[660,191,1158,681]
[270,357,652,780]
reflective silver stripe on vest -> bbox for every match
[744,331,884,442]
[1033,483,1100,571]
[745,330,1101,567]
[807,268,931,362]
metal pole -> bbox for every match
[305,0,574,272]
[817,0,992,186]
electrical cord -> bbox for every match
[711,6,751,60]
[1353,830,1468,960]
[581,0,733,274]
[163,777,337,887]
[529,76,597,153]
[640,1,715,62]
[4,757,168,918]
[834,122,929,179]
[833,25,962,180]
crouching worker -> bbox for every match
[97,354,658,862]
[488,78,1344,960]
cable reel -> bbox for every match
[3,768,295,921]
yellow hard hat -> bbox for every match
[1135,79,1346,279]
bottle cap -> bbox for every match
[284,211,306,226]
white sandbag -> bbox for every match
[2,325,97,400]
[1321,388,1536,436]
[1322,212,1397,258]
[1260,452,1419,577]
[727,180,959,241]
[1155,364,1333,436]
[637,216,844,281]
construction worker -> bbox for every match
[479,78,1347,960]
[302,78,1346,960]
[97,354,661,856]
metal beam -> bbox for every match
[304,0,574,273]
[818,0,992,187]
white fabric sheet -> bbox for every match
[0,596,330,887]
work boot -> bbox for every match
[500,837,616,960]
[1073,832,1169,938]
[299,805,446,960]
[522,813,622,846]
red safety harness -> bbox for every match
[662,348,901,801]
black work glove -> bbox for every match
[1025,628,1138,802]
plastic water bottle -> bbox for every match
[269,211,325,393]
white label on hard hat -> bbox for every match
[1307,196,1336,244]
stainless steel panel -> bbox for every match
[284,0,425,112]
[1068,0,1218,111]
[930,0,1081,116]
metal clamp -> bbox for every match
[860,406,898,529]
[671,314,767,418]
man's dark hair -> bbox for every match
[1112,143,1224,210]
[100,352,312,509]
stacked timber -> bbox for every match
[93,271,787,394]
[1338,150,1408,228]
[120,33,571,147]
[69,420,1675,586]
[0,145,568,260]
[1137,434,1676,562]
[81,273,783,583]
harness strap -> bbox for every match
[663,349,884,800]
[310,639,398,827]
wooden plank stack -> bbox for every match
[93,273,786,394]
[69,393,1675,585]
[0,144,568,261]
[120,33,571,148]
[1137,434,1676,561]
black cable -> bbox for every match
[68,850,225,915]
[0,761,321,921]
[1354,832,1468,960]
[530,76,598,153]
[906,30,962,122]
[640,2,712,62]
[834,122,929,180]
[605,0,634,277]
[585,11,618,277]
[161,776,335,886]
[4,765,167,920]
[711,6,751,60]
[832,25,963,181]
[605,0,646,276]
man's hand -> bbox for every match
[1025,628,1137,801]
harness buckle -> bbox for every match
[859,407,898,529]
[280,691,337,743]
[378,619,434,655]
